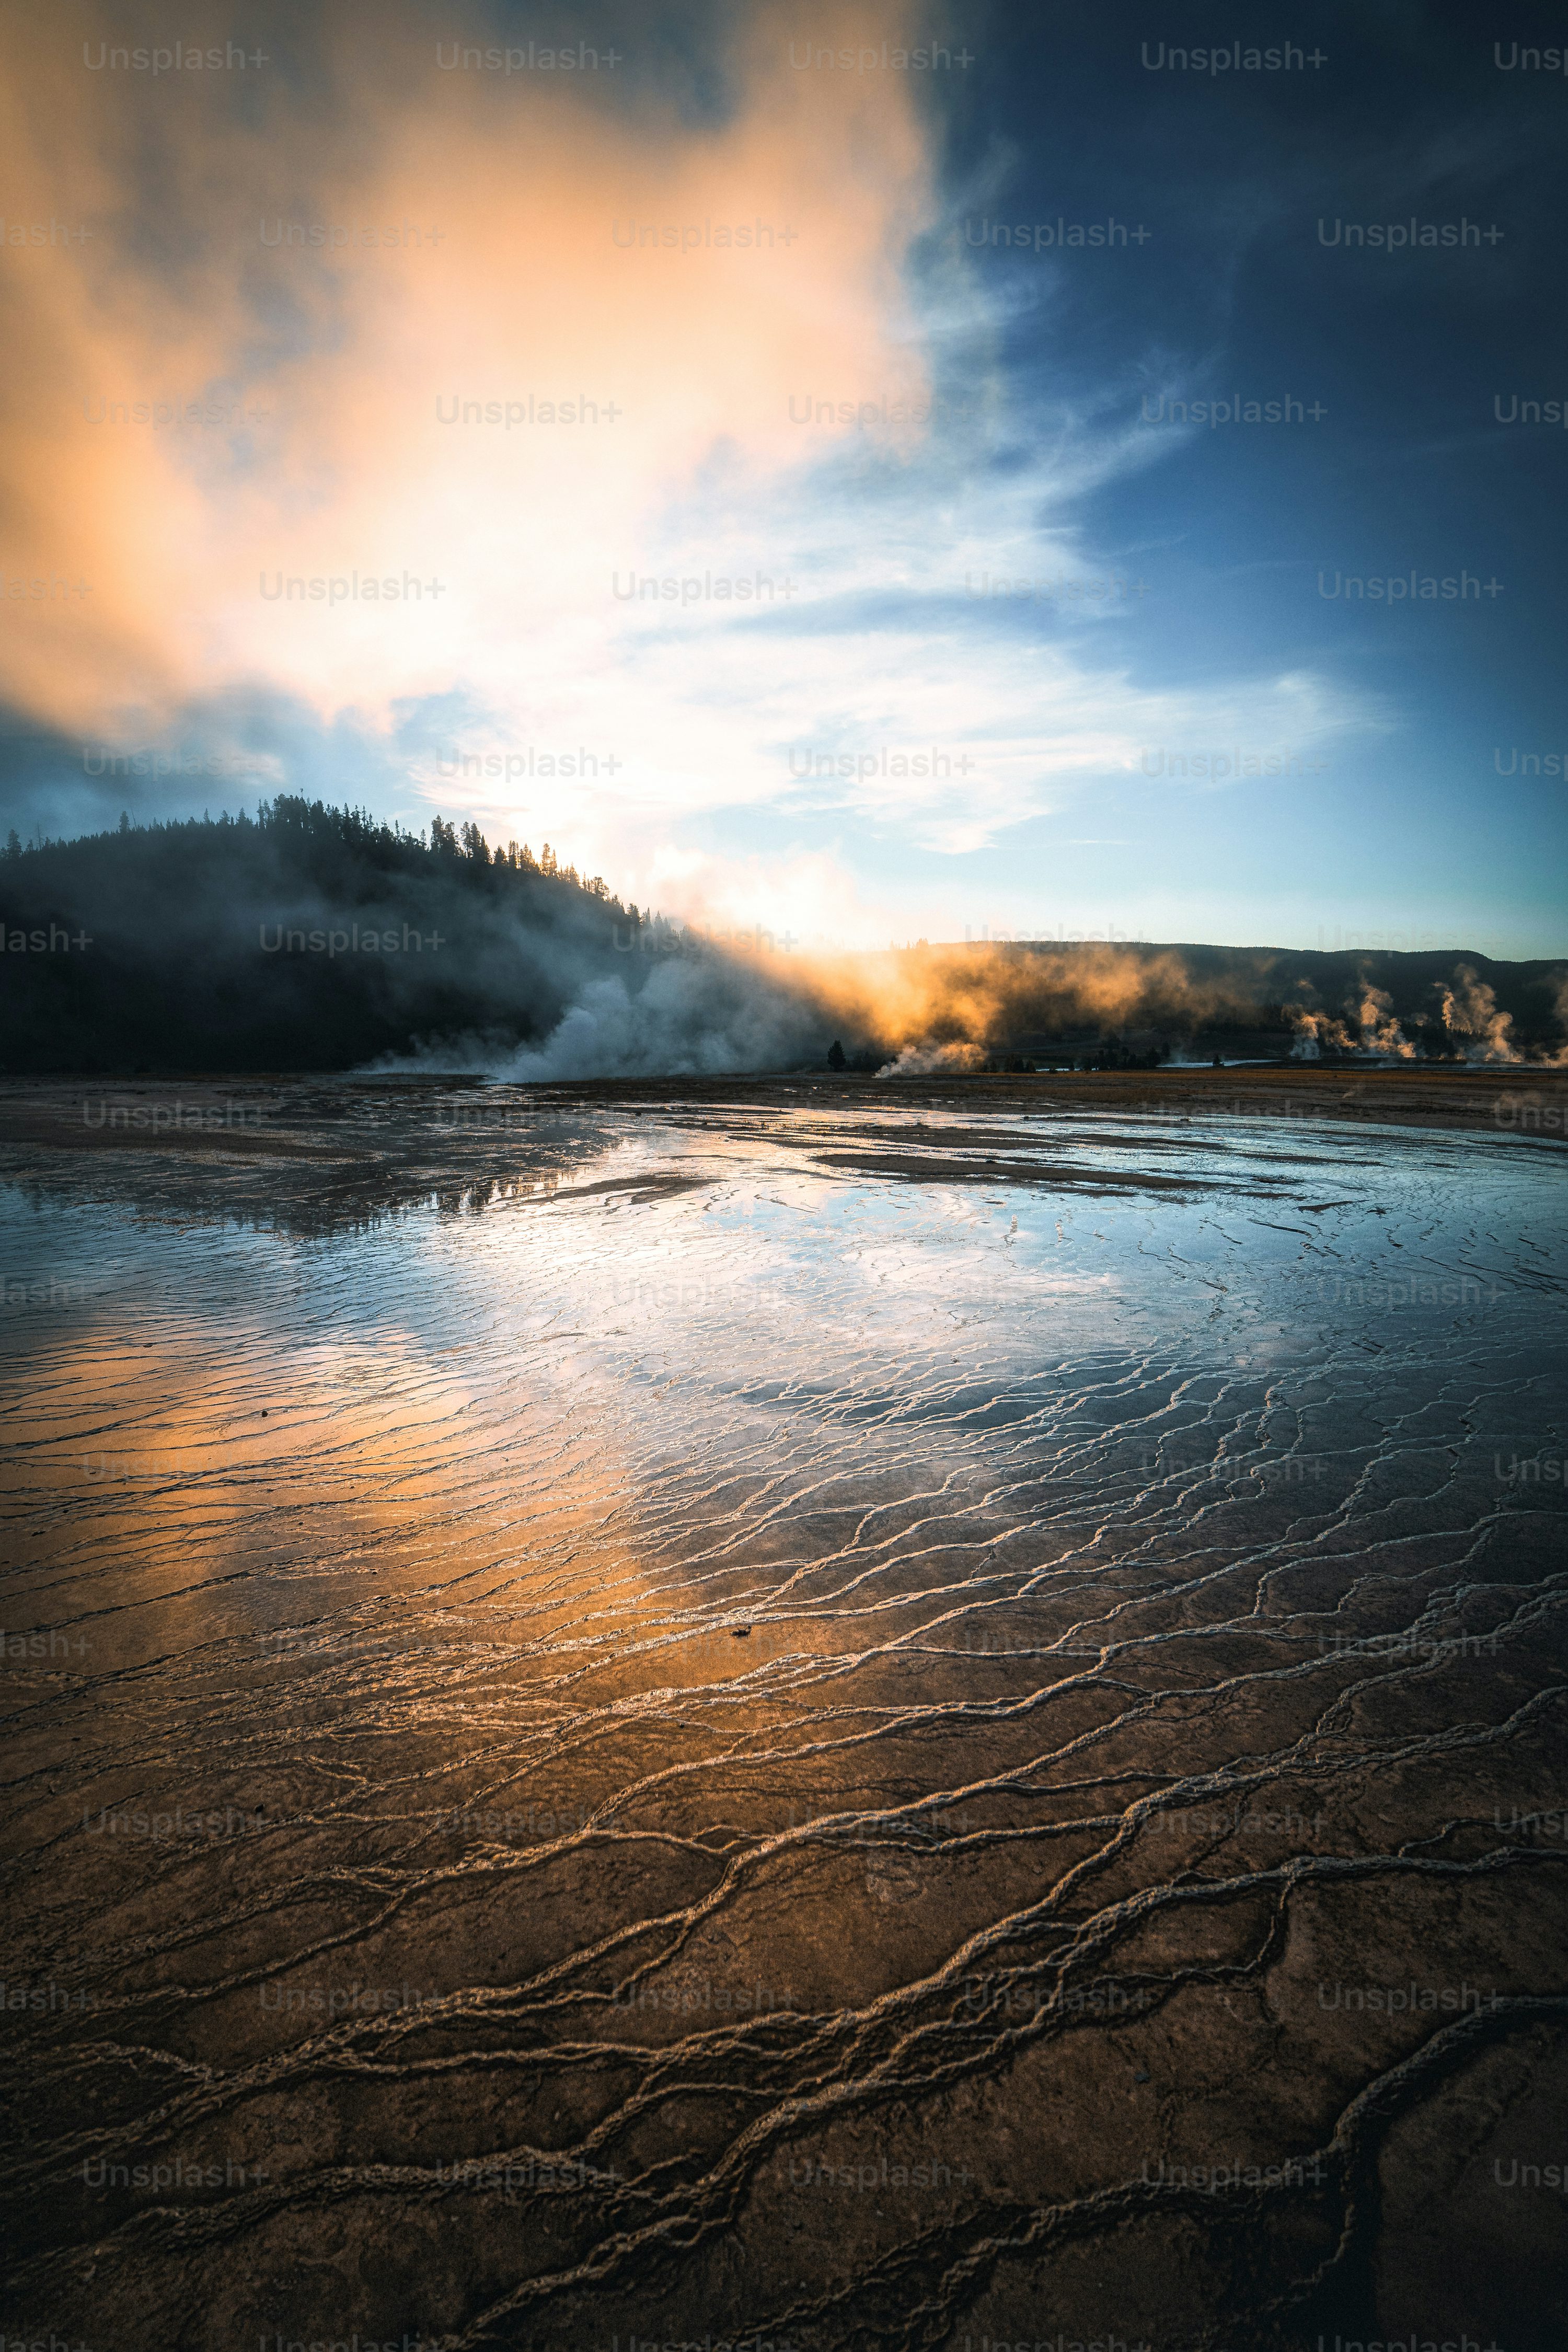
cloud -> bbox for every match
[0,0,1381,941]
[0,0,931,718]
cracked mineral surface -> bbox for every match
[1,1077,1564,2350]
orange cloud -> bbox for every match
[0,0,936,733]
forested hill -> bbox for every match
[3,802,1564,1074]
[0,798,675,1073]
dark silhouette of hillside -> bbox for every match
[0,798,674,1073]
[3,805,1564,1074]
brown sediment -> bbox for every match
[522,1063,1568,1137]
[0,1083,1563,2351]
[805,1149,1221,1192]
[2,1064,1566,1154]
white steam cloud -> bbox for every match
[876,1040,986,1077]
[378,952,827,1080]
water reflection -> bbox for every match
[1,1083,1564,2349]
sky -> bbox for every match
[2,0,1565,955]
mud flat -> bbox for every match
[5,1062,1568,1152]
[523,1063,1568,1136]
[1,1080,1564,2350]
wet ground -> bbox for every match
[2,1076,1565,2351]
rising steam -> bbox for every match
[876,1040,987,1077]
[1289,965,1543,1065]
[1431,967,1523,1064]
[1288,985,1416,1060]
[397,935,1566,1078]
[471,958,826,1081]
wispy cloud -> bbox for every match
[0,0,1386,941]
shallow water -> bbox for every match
[3,1085,1566,2351]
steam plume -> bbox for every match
[1432,966,1522,1064]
